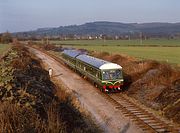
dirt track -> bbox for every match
[28,47,144,133]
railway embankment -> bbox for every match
[0,44,101,132]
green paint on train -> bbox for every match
[61,50,123,92]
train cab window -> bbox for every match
[102,69,122,80]
[102,71,109,80]
[116,70,121,78]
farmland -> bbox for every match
[69,46,180,64]
[51,39,180,46]
[50,39,180,64]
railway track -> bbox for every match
[98,91,179,133]
[28,46,179,133]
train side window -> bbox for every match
[77,61,80,67]
[87,66,90,72]
[96,72,98,77]
[98,72,100,78]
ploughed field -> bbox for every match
[50,39,180,65]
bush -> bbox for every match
[0,32,12,44]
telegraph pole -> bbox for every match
[140,32,142,45]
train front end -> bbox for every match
[100,63,123,92]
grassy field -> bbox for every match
[67,45,180,65]
[49,39,180,64]
[0,44,11,55]
[51,39,180,46]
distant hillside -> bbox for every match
[14,21,180,37]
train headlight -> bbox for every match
[118,87,121,90]
[105,89,109,92]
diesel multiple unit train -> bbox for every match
[61,50,124,92]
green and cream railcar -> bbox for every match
[62,50,124,92]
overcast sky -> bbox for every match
[0,0,180,33]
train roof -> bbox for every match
[76,54,122,70]
[99,63,122,70]
[62,50,82,58]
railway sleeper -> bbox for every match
[139,117,154,121]
[147,123,164,126]
[124,105,136,108]
[136,111,154,117]
[119,104,135,107]
[122,112,134,116]
[136,116,152,119]
[133,112,149,115]
[153,127,170,132]
[123,104,135,107]
[143,120,161,124]
[124,106,140,109]
[147,123,167,129]
[128,109,143,112]
[127,108,141,111]
[133,112,148,115]
[155,129,171,133]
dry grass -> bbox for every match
[0,44,102,133]
[0,94,100,133]
[0,101,66,133]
